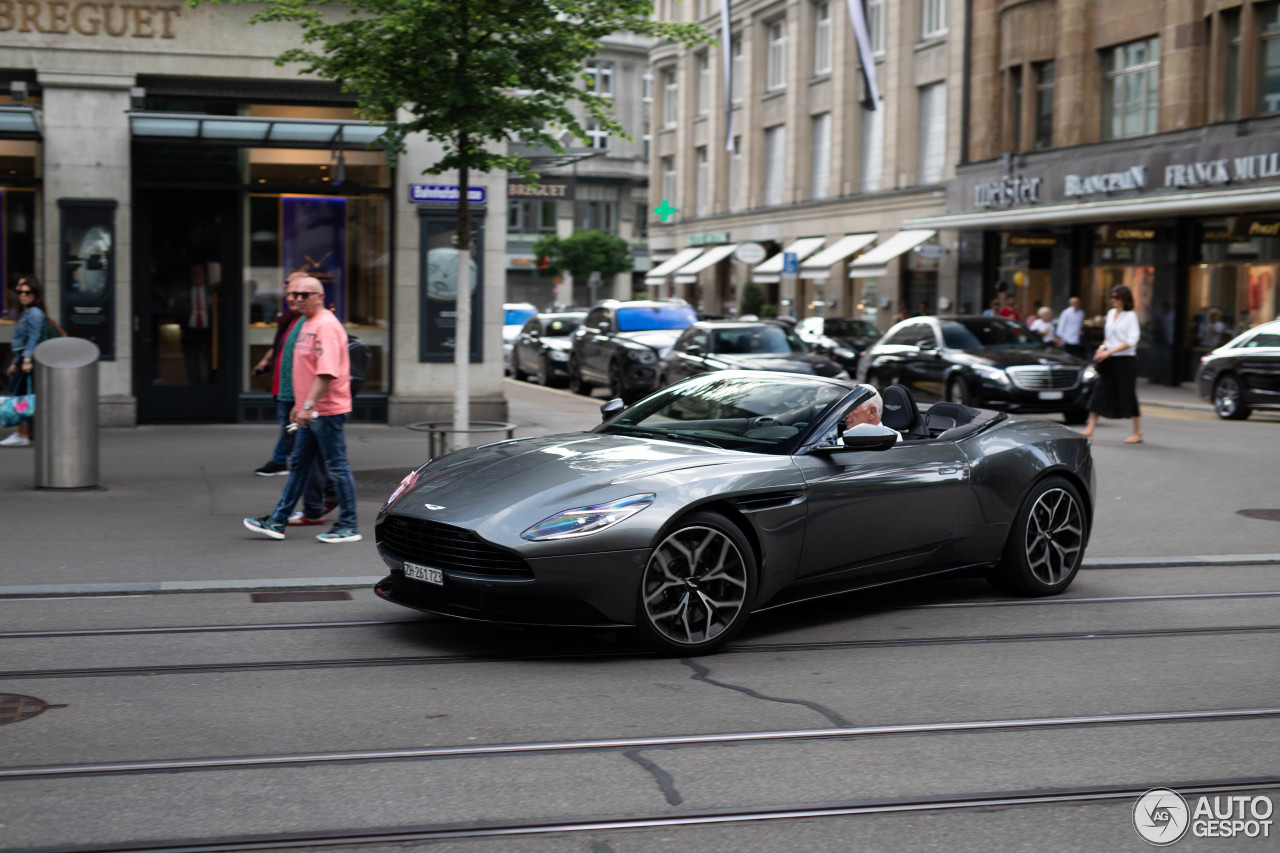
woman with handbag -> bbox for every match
[3,275,50,447]
[1082,284,1143,445]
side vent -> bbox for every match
[731,490,805,512]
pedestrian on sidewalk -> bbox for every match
[243,276,361,543]
[1055,296,1086,359]
[1083,285,1142,445]
[252,271,306,477]
[3,275,49,448]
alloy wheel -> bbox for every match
[641,524,750,650]
[1022,487,1084,586]
[1214,375,1244,419]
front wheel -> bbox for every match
[635,511,756,655]
[946,376,971,406]
[988,476,1087,597]
[1213,374,1250,420]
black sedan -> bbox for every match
[658,320,849,387]
[511,311,587,387]
[857,316,1097,424]
[1197,319,1280,419]
[797,316,881,374]
[373,371,1094,655]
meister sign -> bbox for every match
[0,0,181,37]
[974,175,1042,208]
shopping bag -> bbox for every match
[0,393,35,427]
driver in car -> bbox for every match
[839,389,902,443]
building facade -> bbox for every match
[505,33,655,310]
[914,0,1280,385]
[646,0,966,327]
[0,1,509,426]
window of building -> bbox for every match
[729,135,743,212]
[1224,9,1242,120]
[697,52,711,116]
[921,0,946,40]
[1034,60,1054,149]
[663,68,679,127]
[581,201,617,232]
[586,121,610,149]
[767,20,787,92]
[917,82,946,184]
[642,72,653,103]
[1009,65,1023,151]
[860,102,884,193]
[1259,2,1280,114]
[635,203,649,239]
[643,119,651,160]
[506,200,557,235]
[867,0,885,55]
[764,124,787,206]
[585,60,614,97]
[695,146,709,215]
[814,2,832,75]
[810,112,831,200]
[1102,36,1160,140]
[661,156,677,206]
[731,38,744,103]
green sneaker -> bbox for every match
[317,525,362,544]
[244,515,286,540]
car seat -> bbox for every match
[922,401,976,433]
[880,385,929,439]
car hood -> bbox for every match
[954,346,1085,369]
[619,329,686,353]
[709,353,845,376]
[541,337,573,352]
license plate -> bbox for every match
[403,562,443,586]
[1039,391,1064,400]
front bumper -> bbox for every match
[976,383,1093,414]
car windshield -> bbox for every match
[711,325,808,355]
[616,304,699,332]
[504,306,537,326]
[822,318,877,338]
[598,374,849,455]
[543,316,582,336]
[940,318,1042,349]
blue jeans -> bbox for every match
[270,399,295,466]
[270,413,358,530]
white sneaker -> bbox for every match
[0,433,30,447]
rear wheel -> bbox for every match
[511,355,528,382]
[635,511,756,655]
[1213,374,1250,420]
[535,355,553,387]
[988,476,1087,597]
[569,358,593,396]
[946,376,971,406]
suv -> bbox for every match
[569,300,698,403]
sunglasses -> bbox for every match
[285,291,322,299]
[15,289,33,295]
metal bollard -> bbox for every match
[33,337,101,490]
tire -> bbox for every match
[569,358,593,396]
[1062,407,1089,426]
[511,355,528,383]
[610,360,642,404]
[946,375,971,406]
[635,511,756,656]
[535,355,553,387]
[988,476,1087,597]
[1212,374,1250,420]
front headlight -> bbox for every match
[627,348,658,365]
[520,493,656,541]
[833,347,856,360]
[382,469,420,511]
[549,349,570,362]
[973,364,1012,387]
[1082,365,1099,383]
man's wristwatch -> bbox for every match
[303,402,314,411]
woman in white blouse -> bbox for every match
[1083,285,1142,444]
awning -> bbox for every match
[644,247,704,284]
[128,111,386,149]
[0,106,42,140]
[751,237,826,283]
[673,243,739,284]
[799,233,878,281]
[905,185,1280,231]
[848,230,937,278]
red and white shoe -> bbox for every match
[287,511,328,526]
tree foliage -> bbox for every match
[532,230,632,282]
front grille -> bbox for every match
[1006,365,1081,391]
[378,516,533,578]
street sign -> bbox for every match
[913,243,948,260]
[410,184,487,204]
[782,252,798,274]
[734,242,767,265]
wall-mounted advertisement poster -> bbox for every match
[59,199,116,360]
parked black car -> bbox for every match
[1197,319,1280,419]
[569,300,698,402]
[659,320,849,387]
[796,316,881,374]
[857,315,1096,424]
[511,311,588,387]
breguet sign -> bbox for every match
[0,0,181,37]
[956,132,1280,213]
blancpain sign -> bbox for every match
[1064,166,1148,197]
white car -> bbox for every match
[503,302,538,374]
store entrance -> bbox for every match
[133,189,240,422]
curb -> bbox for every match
[2,555,1278,598]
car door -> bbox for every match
[576,307,613,384]
[1238,332,1280,405]
[792,440,971,583]
[514,317,540,375]
[912,322,950,401]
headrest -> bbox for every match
[881,384,923,434]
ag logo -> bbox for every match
[1134,788,1190,845]
[423,504,445,510]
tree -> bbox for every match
[533,230,633,302]
[739,281,765,317]
[215,0,709,436]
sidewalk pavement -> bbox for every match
[0,378,1267,598]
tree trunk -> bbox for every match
[452,135,472,446]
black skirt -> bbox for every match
[1088,356,1140,419]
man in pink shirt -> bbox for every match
[244,276,361,543]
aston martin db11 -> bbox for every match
[374,371,1094,654]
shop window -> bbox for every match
[1258,1,1280,114]
[1,188,37,322]
[1102,36,1160,140]
[1189,220,1279,366]
[1082,225,1157,351]
[1034,61,1055,149]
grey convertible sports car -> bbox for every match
[374,371,1094,654]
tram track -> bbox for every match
[1,623,1277,680]
[2,706,1277,780]
[6,777,1278,853]
[3,589,1278,640]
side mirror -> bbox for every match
[597,321,611,334]
[600,398,626,422]
[916,338,937,351]
[841,427,900,450]
[527,329,540,339]
[685,344,703,357]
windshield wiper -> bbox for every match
[662,433,724,449]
